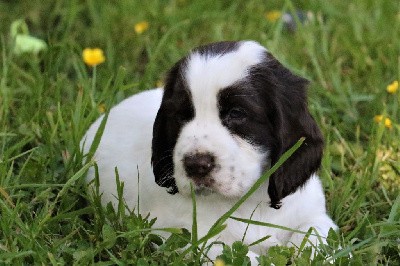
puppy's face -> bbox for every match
[152,41,323,208]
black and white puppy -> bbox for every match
[82,41,337,262]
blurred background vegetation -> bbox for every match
[0,0,399,264]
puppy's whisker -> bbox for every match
[152,154,173,168]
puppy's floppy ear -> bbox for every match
[151,63,182,194]
[263,55,324,209]
[152,107,178,194]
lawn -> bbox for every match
[0,0,399,265]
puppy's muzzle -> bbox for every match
[183,152,215,178]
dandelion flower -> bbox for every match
[385,118,393,129]
[134,21,149,34]
[265,10,282,22]
[374,115,393,129]
[386,80,398,94]
[374,115,383,123]
[82,48,105,67]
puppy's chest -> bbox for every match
[224,205,293,250]
[150,196,292,249]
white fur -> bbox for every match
[186,41,266,98]
[82,41,337,264]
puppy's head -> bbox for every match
[151,41,323,208]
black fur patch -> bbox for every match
[249,53,323,209]
[151,59,193,194]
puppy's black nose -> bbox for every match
[183,153,215,178]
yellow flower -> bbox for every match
[214,258,226,266]
[374,115,393,129]
[386,80,399,94]
[134,21,149,34]
[265,10,282,22]
[385,118,393,129]
[82,48,105,67]
[374,115,383,123]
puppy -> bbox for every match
[82,41,337,263]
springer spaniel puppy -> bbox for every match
[82,41,337,263]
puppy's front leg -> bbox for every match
[287,215,337,253]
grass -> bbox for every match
[0,0,399,265]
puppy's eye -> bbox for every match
[226,108,247,121]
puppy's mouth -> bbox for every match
[191,177,215,196]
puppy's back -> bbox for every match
[81,88,163,207]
